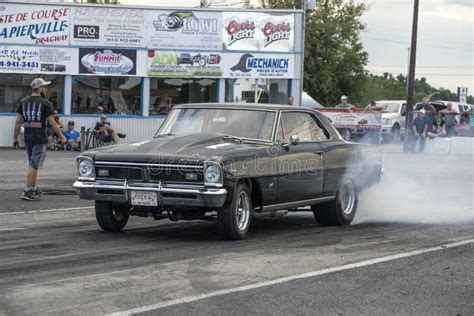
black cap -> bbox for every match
[68,120,75,126]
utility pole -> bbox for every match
[298,0,308,108]
[403,0,419,152]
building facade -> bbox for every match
[0,1,304,146]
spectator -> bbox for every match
[287,96,294,106]
[439,102,458,137]
[335,95,354,110]
[426,121,446,138]
[64,120,81,151]
[95,105,104,114]
[413,111,428,153]
[47,111,64,147]
[152,93,170,115]
[94,115,126,144]
[421,97,436,133]
[462,106,474,137]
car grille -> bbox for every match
[94,163,203,184]
[95,166,143,181]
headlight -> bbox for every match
[382,118,393,126]
[204,162,222,187]
[77,157,95,180]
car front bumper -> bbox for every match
[73,180,227,208]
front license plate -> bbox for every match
[131,191,158,207]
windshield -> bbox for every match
[380,103,400,113]
[156,108,277,142]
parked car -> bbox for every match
[367,100,406,142]
[74,104,382,240]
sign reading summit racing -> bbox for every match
[223,53,294,78]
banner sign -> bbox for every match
[70,7,147,48]
[79,48,137,75]
[0,4,69,45]
[222,12,294,52]
[148,50,222,77]
[223,53,294,78]
[318,109,382,129]
[147,10,222,50]
[0,46,77,74]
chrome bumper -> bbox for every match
[73,180,227,208]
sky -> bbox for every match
[52,0,474,95]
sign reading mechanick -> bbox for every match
[0,45,77,74]
[223,53,295,78]
[147,10,222,50]
[70,7,146,47]
[148,50,222,77]
[223,12,294,52]
[0,3,69,45]
[79,48,137,75]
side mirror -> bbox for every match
[401,111,406,116]
[289,135,300,146]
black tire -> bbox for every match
[95,201,129,232]
[218,182,252,240]
[341,128,351,141]
[312,176,358,226]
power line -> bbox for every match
[363,30,472,47]
[361,36,473,52]
[368,65,474,69]
[368,72,473,77]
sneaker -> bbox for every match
[117,133,126,139]
[21,190,42,201]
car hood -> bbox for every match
[89,133,266,164]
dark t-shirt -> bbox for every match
[414,116,428,134]
[17,95,54,145]
[424,104,436,124]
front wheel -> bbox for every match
[95,201,129,232]
[218,183,252,240]
[312,176,358,226]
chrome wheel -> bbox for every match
[235,191,250,231]
[340,180,355,215]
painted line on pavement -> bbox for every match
[0,206,93,216]
[0,228,25,232]
[109,238,474,316]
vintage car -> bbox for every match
[74,104,382,240]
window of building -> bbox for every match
[0,74,63,113]
[149,78,218,115]
[225,79,288,104]
[71,76,142,115]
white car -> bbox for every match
[368,100,406,142]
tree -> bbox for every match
[259,0,368,106]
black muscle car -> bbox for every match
[74,104,382,240]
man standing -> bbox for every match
[439,102,458,137]
[13,78,66,201]
[413,111,428,153]
[422,97,437,133]
[335,95,354,110]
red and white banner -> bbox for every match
[318,108,381,129]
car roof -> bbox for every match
[173,103,313,111]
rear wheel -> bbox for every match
[340,128,351,141]
[218,183,252,240]
[312,177,358,226]
[95,201,129,232]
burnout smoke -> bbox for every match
[355,147,474,224]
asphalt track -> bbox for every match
[0,147,472,315]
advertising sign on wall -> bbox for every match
[0,4,70,45]
[70,7,147,48]
[223,53,295,79]
[79,48,137,75]
[147,10,222,50]
[223,12,294,52]
[148,50,222,77]
[0,46,77,74]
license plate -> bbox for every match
[131,191,158,207]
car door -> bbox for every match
[275,111,326,203]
